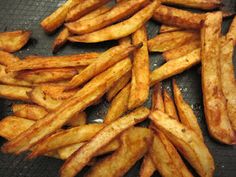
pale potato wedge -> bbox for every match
[0,30,31,52]
[149,110,215,177]
[0,51,20,66]
[159,25,183,33]
[163,89,179,120]
[68,0,159,43]
[227,16,236,45]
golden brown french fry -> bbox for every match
[227,16,236,45]
[220,38,236,131]
[60,107,149,177]
[151,83,165,111]
[0,30,31,53]
[66,112,87,127]
[66,0,149,34]
[6,53,98,72]
[85,127,152,177]
[161,0,222,10]
[140,155,156,177]
[1,59,131,154]
[163,40,200,61]
[149,110,215,177]
[150,49,201,86]
[66,0,110,22]
[118,36,131,45]
[0,51,20,66]
[159,25,183,33]
[0,84,31,101]
[201,12,235,144]
[68,0,159,43]
[163,89,179,121]
[65,44,141,90]
[106,71,131,102]
[128,26,150,110]
[104,83,130,124]
[150,129,193,177]
[148,30,199,52]
[173,80,203,140]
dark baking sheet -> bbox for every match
[0,0,236,177]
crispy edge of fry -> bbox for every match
[163,89,179,121]
[159,25,183,33]
[0,51,20,66]
[149,110,215,177]
[227,16,236,45]
[128,25,150,110]
[68,0,159,43]
[60,107,150,177]
[151,83,165,111]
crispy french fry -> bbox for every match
[148,30,199,52]
[6,53,98,72]
[66,0,110,22]
[85,127,152,177]
[106,71,131,102]
[65,44,141,90]
[140,155,156,177]
[60,107,149,177]
[173,80,203,140]
[68,0,159,43]
[201,12,235,144]
[0,30,31,53]
[150,49,201,86]
[1,59,131,154]
[159,25,183,33]
[227,16,236,45]
[151,83,165,111]
[220,38,236,131]
[163,89,179,121]
[149,110,215,177]
[104,83,130,124]
[66,112,87,127]
[0,84,31,101]
[0,51,20,66]
[66,0,149,34]
[163,40,200,61]
[128,26,150,110]
[161,0,222,10]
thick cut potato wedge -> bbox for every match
[149,110,215,177]
[65,44,141,90]
[1,59,131,154]
[150,129,193,177]
[159,25,183,33]
[201,12,235,144]
[0,30,31,52]
[0,51,20,66]
[163,89,179,120]
[173,80,203,140]
[0,84,31,101]
[6,53,98,72]
[104,83,130,124]
[152,83,164,111]
[85,127,152,177]
[60,107,149,177]
[163,40,200,61]
[161,0,222,10]
[68,0,159,43]
[220,38,236,131]
[148,30,199,52]
[66,0,110,22]
[66,0,149,34]
[150,49,201,86]
[227,16,236,45]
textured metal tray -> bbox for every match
[0,0,235,177]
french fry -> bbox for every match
[6,53,98,72]
[150,49,201,86]
[66,112,87,127]
[0,51,20,66]
[159,25,183,33]
[104,83,130,124]
[173,80,204,140]
[85,127,152,177]
[201,12,235,144]
[60,108,149,177]
[128,26,150,110]
[149,129,193,177]
[66,0,149,34]
[151,83,165,111]
[220,38,236,131]
[149,110,215,177]
[148,30,199,52]
[65,0,111,22]
[0,84,31,101]
[163,40,200,61]
[163,89,179,120]
[1,59,131,154]
[68,0,159,43]
[0,30,31,53]
[161,0,222,10]
[65,44,141,90]
[227,16,236,45]
[140,155,156,177]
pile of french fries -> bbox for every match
[0,0,236,177]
